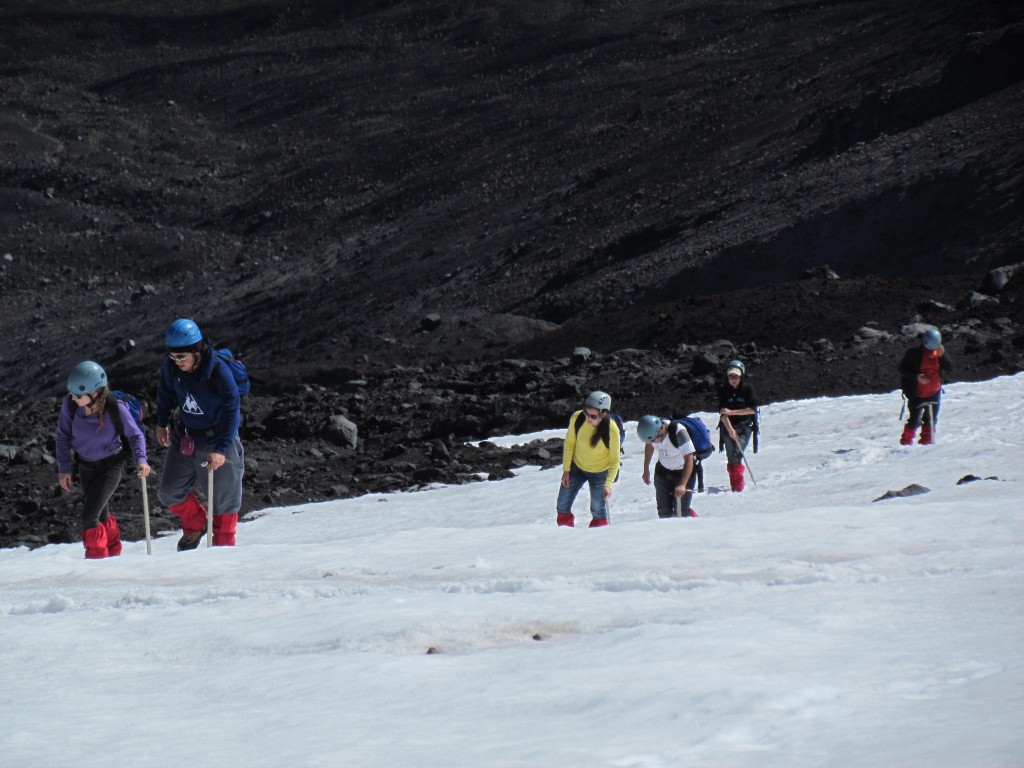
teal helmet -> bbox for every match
[637,415,663,443]
[166,318,203,349]
[67,360,107,396]
[922,328,941,350]
[584,391,612,411]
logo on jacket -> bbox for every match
[182,393,204,415]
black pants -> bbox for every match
[77,455,124,531]
[653,463,696,518]
[906,396,941,429]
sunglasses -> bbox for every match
[168,353,192,363]
[727,374,741,380]
[584,410,602,421]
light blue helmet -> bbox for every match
[922,328,942,350]
[637,415,663,443]
[67,360,107,396]
[585,391,612,411]
[727,359,745,375]
[165,318,203,349]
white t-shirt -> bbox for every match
[655,420,694,470]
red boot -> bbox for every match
[104,515,122,557]
[727,462,745,492]
[169,493,208,532]
[169,493,209,551]
[900,425,917,446]
[556,512,574,527]
[919,425,934,445]
[213,513,238,546]
[588,517,609,528]
[83,525,107,559]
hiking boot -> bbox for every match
[177,531,204,551]
[685,508,698,518]
[588,517,609,528]
[556,512,575,527]
[899,425,916,446]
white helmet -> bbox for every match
[584,391,611,410]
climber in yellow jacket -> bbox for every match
[555,391,621,528]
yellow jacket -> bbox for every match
[562,410,621,488]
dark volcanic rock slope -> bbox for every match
[1,0,1022,547]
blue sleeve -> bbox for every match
[212,359,241,454]
[156,360,176,428]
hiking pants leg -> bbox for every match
[158,431,198,508]
[159,433,244,515]
[585,469,610,521]
[653,464,679,517]
[654,463,695,517]
[556,464,586,514]
[78,458,124,532]
[721,426,752,465]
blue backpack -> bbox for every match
[668,416,715,460]
[65,390,144,434]
[213,348,250,396]
[667,416,716,492]
[108,390,145,431]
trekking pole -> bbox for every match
[675,496,682,518]
[739,448,757,485]
[928,402,937,441]
[141,474,152,556]
[605,494,612,524]
[206,464,214,548]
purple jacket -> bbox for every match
[55,397,147,474]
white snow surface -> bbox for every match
[3,376,1023,768]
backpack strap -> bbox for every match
[65,392,123,435]
[105,395,125,437]
[666,420,681,449]
[573,410,612,449]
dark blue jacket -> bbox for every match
[156,350,240,454]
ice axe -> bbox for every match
[141,474,152,555]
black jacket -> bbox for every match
[716,380,758,428]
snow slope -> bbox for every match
[3,377,1023,768]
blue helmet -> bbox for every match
[636,415,663,443]
[166,318,203,349]
[922,328,942,350]
[727,359,745,375]
[67,360,107,396]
